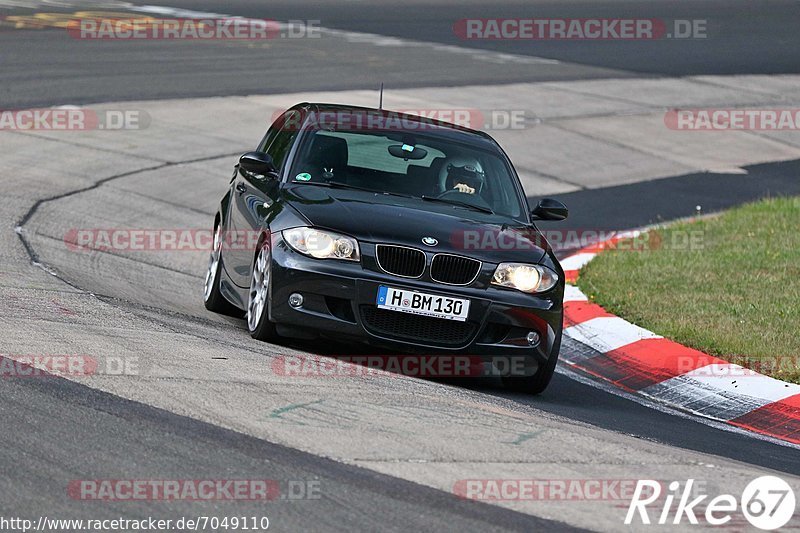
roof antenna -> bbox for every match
[379,82,384,110]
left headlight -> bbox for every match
[491,263,558,294]
[282,227,360,261]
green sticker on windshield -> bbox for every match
[295,172,312,182]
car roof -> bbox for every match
[293,102,501,150]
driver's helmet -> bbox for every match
[438,156,486,194]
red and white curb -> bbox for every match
[560,232,800,446]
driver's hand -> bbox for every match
[453,183,475,194]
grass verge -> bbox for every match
[578,196,800,383]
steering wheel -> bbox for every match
[436,188,493,210]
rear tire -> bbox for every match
[501,333,561,394]
[204,222,241,316]
[247,241,280,342]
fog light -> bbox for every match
[526,331,540,346]
[288,293,304,308]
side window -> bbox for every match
[257,117,282,153]
[265,110,301,171]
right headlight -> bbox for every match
[491,263,558,294]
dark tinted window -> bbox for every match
[290,129,525,219]
[265,110,301,170]
[257,115,282,152]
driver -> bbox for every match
[440,157,486,195]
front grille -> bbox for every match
[430,254,481,285]
[360,306,477,347]
[376,245,425,278]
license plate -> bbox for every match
[376,286,470,322]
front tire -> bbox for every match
[204,222,240,316]
[501,333,561,394]
[247,242,279,342]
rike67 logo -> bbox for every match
[626,476,796,530]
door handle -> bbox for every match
[235,182,247,194]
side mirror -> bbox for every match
[239,151,278,179]
[531,198,568,221]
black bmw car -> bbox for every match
[204,103,568,393]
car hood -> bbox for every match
[282,184,547,264]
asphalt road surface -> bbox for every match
[1,0,799,107]
[1,372,571,532]
[2,0,800,531]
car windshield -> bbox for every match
[288,124,526,219]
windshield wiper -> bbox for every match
[299,180,414,198]
[421,195,494,214]
[295,181,493,213]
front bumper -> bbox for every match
[268,236,564,366]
